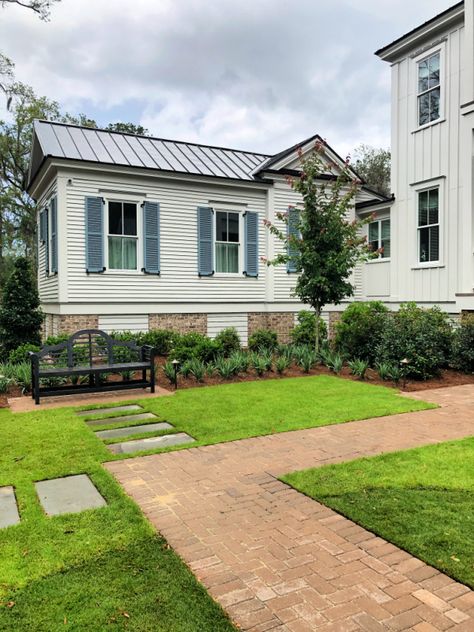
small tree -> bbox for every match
[264,143,371,353]
[0,257,43,357]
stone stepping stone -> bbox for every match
[95,422,173,440]
[77,404,143,417]
[109,433,195,454]
[86,412,157,427]
[0,486,20,528]
[35,474,106,516]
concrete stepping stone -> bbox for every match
[95,422,173,440]
[109,433,195,454]
[35,474,106,516]
[86,412,158,427]
[77,404,143,417]
[0,486,20,528]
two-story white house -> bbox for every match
[375,0,474,316]
[27,122,389,342]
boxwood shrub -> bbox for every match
[375,303,453,380]
[451,315,474,374]
[334,301,388,365]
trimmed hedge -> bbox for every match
[334,301,388,365]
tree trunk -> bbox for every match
[315,304,322,355]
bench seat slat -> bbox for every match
[38,362,150,376]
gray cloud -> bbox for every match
[0,0,452,155]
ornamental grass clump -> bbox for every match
[229,350,250,373]
[187,358,206,382]
[348,358,369,380]
[275,356,290,375]
[296,347,317,373]
[214,357,239,380]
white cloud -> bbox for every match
[0,0,453,156]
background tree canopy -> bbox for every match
[352,144,391,197]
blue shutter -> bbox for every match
[244,211,258,277]
[44,207,49,276]
[197,206,214,276]
[85,196,104,273]
[287,207,300,273]
[39,209,46,243]
[142,201,160,274]
[50,197,58,274]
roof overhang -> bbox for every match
[375,1,464,63]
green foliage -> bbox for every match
[248,329,278,352]
[179,360,193,378]
[291,310,327,347]
[214,357,239,379]
[7,360,32,392]
[228,350,250,373]
[163,360,178,385]
[348,358,369,380]
[140,329,177,356]
[265,144,371,351]
[0,374,11,393]
[296,347,317,373]
[44,333,69,346]
[375,361,392,381]
[353,144,391,197]
[8,342,39,364]
[214,327,241,356]
[187,358,206,382]
[451,315,474,374]
[251,354,269,376]
[376,303,453,380]
[171,333,221,364]
[321,349,344,374]
[275,355,290,375]
[0,257,43,358]
[334,301,389,365]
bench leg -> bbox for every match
[34,376,40,405]
[150,365,155,394]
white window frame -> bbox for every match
[367,215,391,262]
[104,197,142,274]
[413,43,445,132]
[411,178,445,269]
[213,208,244,277]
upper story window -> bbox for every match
[417,52,440,126]
[108,201,138,270]
[418,188,439,263]
[368,218,391,259]
[215,210,240,273]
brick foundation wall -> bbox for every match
[248,312,295,344]
[58,314,99,334]
[148,313,207,335]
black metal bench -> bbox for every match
[29,329,155,405]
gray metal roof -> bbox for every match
[29,120,270,186]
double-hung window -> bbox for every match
[418,52,440,126]
[108,201,138,270]
[368,218,391,259]
[215,210,240,273]
[418,188,439,263]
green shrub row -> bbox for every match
[334,301,472,379]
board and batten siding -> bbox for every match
[390,20,464,302]
[63,170,267,304]
[207,313,248,346]
[37,179,59,303]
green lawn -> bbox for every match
[283,437,474,589]
[90,375,434,451]
[0,376,433,630]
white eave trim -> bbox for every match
[377,5,464,63]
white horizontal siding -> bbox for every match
[37,180,59,303]
[207,313,248,346]
[64,171,267,303]
[272,181,301,302]
[98,314,148,333]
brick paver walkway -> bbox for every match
[106,385,474,631]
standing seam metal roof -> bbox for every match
[30,119,270,184]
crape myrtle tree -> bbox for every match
[0,256,43,357]
[264,141,373,353]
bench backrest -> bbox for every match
[32,329,143,369]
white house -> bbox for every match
[27,121,389,342]
[375,0,474,316]
[29,1,474,344]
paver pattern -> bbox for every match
[107,385,474,631]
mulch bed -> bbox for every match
[1,362,473,409]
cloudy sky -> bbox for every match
[1,0,453,156]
